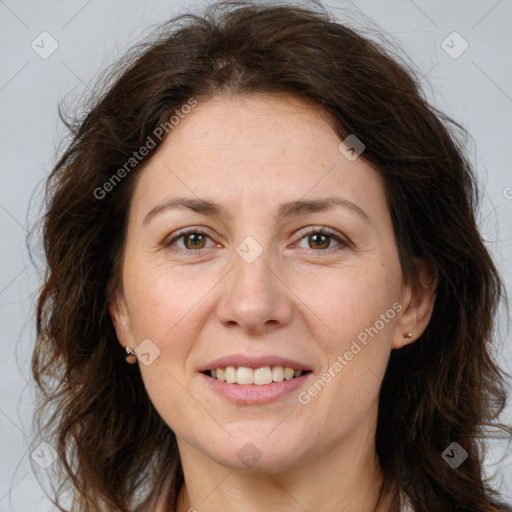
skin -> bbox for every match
[110,93,436,512]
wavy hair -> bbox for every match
[31,1,511,511]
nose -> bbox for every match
[215,245,294,336]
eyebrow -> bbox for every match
[142,196,371,226]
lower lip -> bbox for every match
[200,372,312,405]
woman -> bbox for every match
[31,1,512,511]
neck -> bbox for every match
[175,467,397,512]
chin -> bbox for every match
[205,437,307,473]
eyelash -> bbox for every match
[162,227,350,256]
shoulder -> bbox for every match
[399,492,415,512]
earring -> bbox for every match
[403,332,413,339]
[125,346,138,364]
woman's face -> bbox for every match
[110,93,428,473]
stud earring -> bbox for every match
[125,346,138,364]
[403,332,413,339]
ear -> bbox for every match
[392,259,438,349]
[108,287,135,349]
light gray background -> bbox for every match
[1,0,511,510]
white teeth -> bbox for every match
[208,365,307,385]
[225,366,236,383]
[284,367,295,380]
[272,366,284,382]
[254,366,273,385]
[236,366,254,385]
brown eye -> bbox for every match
[182,232,207,250]
[295,227,349,252]
[164,226,348,256]
[307,232,331,250]
[164,229,215,253]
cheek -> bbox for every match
[123,258,200,339]
[299,261,401,353]
[296,265,399,416]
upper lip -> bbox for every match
[199,354,312,372]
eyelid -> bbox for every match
[294,226,347,242]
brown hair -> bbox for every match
[31,1,512,511]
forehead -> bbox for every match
[129,93,388,225]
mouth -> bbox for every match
[202,366,313,385]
